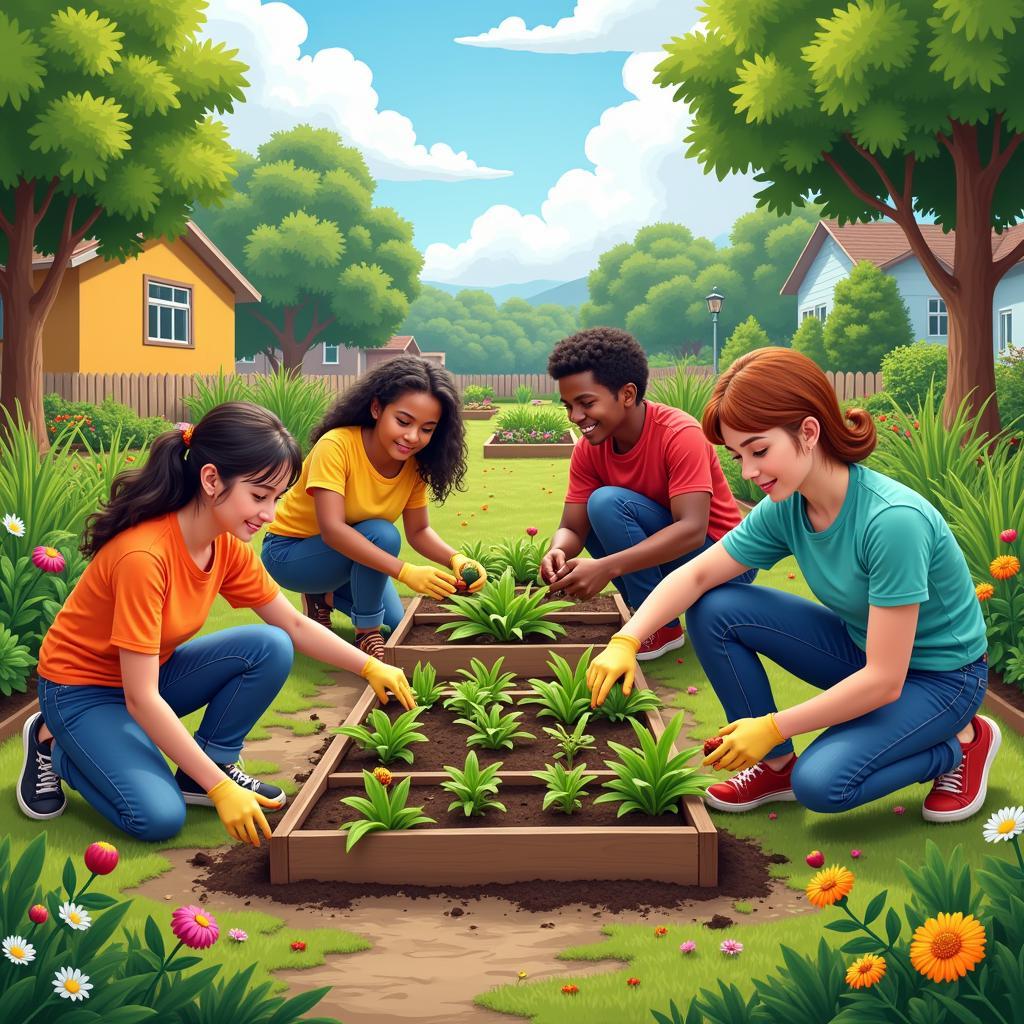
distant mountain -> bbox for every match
[422,279,567,303]
[526,277,588,307]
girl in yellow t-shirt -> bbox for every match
[19,402,414,848]
[262,356,487,658]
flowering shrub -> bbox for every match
[493,427,571,444]
[44,393,170,449]
[462,384,495,405]
[495,405,568,436]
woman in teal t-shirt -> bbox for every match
[586,348,997,822]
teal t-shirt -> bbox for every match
[720,463,987,671]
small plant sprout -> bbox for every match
[459,540,502,579]
[490,536,548,584]
[410,661,444,709]
[442,678,510,717]
[441,751,507,817]
[437,568,572,642]
[454,656,517,704]
[520,649,593,725]
[593,682,663,723]
[595,713,709,817]
[455,704,536,752]
[533,761,597,815]
[335,706,428,766]
[541,714,597,769]
[339,771,436,852]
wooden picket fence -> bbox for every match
[36,365,882,424]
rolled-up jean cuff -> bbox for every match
[193,735,242,765]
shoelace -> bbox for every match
[933,762,966,794]
[729,763,765,793]
[305,594,332,628]
[35,750,61,797]
[225,763,261,792]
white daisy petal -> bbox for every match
[2,935,35,965]
[58,901,92,931]
[982,805,1024,843]
[2,513,26,537]
[52,966,92,1002]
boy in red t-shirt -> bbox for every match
[542,328,754,659]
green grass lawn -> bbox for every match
[3,416,1021,1022]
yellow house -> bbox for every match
[20,221,260,375]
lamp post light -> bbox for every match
[705,286,724,375]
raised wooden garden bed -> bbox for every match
[483,430,578,459]
[462,407,499,420]
[270,668,717,887]
[983,669,1024,737]
[0,679,40,745]
[382,592,631,677]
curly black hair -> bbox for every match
[547,327,650,401]
[309,355,467,504]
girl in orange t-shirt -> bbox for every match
[19,402,414,847]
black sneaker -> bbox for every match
[175,761,287,809]
[17,713,67,820]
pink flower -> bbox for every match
[720,939,743,956]
[170,906,219,949]
[850,849,862,859]
[626,976,641,987]
[291,940,307,952]
[805,850,825,868]
[32,546,65,573]
[679,940,696,954]
[768,812,778,821]
[1001,529,1018,543]
[28,905,48,925]
[526,527,538,536]
[893,805,906,816]
[228,928,248,942]
[686,686,699,695]
[83,842,118,876]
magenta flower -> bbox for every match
[32,546,65,573]
[1001,529,1018,543]
[686,686,699,695]
[720,939,744,956]
[526,526,538,536]
[768,812,778,820]
[28,905,48,925]
[228,928,248,942]
[893,805,906,816]
[679,940,696,954]
[850,849,862,859]
[170,906,219,949]
[83,842,118,876]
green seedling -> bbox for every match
[442,678,511,717]
[454,656,517,704]
[542,713,597,769]
[520,648,593,725]
[339,771,436,852]
[441,751,507,817]
[335,706,428,766]
[454,704,536,752]
[594,683,663,723]
[533,761,598,815]
[410,661,444,709]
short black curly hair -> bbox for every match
[547,326,649,401]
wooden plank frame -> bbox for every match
[270,666,718,887]
[483,430,578,459]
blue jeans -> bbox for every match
[262,519,405,631]
[38,624,293,842]
[584,486,757,628]
[685,584,989,813]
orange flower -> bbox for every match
[909,912,986,983]
[990,555,1020,580]
[846,953,886,989]
[975,583,995,602]
[805,865,855,908]
[372,766,393,787]
[561,984,578,995]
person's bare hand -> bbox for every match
[540,547,567,585]
[548,557,611,600]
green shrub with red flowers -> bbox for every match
[44,393,171,449]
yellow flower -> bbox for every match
[975,583,995,602]
[909,912,986,983]
[805,865,855,908]
[990,555,1020,580]
[845,953,886,989]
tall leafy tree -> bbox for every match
[0,1,247,445]
[195,125,422,370]
[791,313,829,368]
[656,0,1024,435]
[719,314,773,370]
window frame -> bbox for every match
[144,275,194,349]
[814,304,827,321]
[237,353,256,364]
[927,297,948,338]
[322,342,340,365]
[999,308,1013,354]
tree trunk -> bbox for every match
[0,318,47,449]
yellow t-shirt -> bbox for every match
[268,426,428,538]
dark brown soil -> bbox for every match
[336,698,647,772]
[0,678,39,730]
[548,594,618,612]
[491,431,575,445]
[989,670,1024,713]
[192,828,784,913]
[303,783,686,831]
[404,621,617,647]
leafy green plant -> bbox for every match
[442,679,511,717]
[0,624,33,696]
[437,567,572,641]
[247,366,332,455]
[183,367,252,422]
[718,445,764,506]
[489,536,548,585]
[542,714,597,769]
[513,384,534,404]
[495,404,567,435]
[440,751,507,817]
[593,682,663,723]
[410,661,444,709]
[44,393,171,449]
[458,540,503,579]
[339,772,436,852]
[335,706,428,765]
[520,648,593,725]
[462,384,494,405]
[454,704,535,751]
[533,761,597,815]
[454,656,517,704]
[595,713,708,816]
[648,361,716,419]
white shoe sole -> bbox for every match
[182,790,287,810]
[704,788,798,813]
[922,715,1002,823]
[16,713,67,821]
[636,632,686,662]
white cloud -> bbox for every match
[201,0,511,182]
[455,0,700,54]
[422,52,759,285]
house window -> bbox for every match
[145,278,192,346]
[999,309,1012,353]
[238,353,256,364]
[928,297,948,337]
[801,308,814,321]
[323,342,339,365]
[814,304,827,321]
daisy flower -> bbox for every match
[2,935,35,966]
[910,913,986,983]
[171,906,219,949]
[720,939,743,956]
[53,966,93,1001]
[32,546,65,573]
[228,928,249,942]
[846,953,886,989]
[805,866,855,909]
[990,555,1020,580]
[982,806,1024,843]
[58,902,92,931]
[679,940,696,954]
[2,513,25,537]
[975,583,995,602]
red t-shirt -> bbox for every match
[565,401,741,541]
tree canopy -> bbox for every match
[719,314,773,370]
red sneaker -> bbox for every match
[636,622,686,661]
[705,755,798,812]
[922,715,1001,823]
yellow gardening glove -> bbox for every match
[360,656,416,710]
[701,714,786,773]
[450,553,487,593]
[397,561,458,600]
[207,778,276,847]
[586,633,641,708]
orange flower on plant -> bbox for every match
[561,984,578,995]
[990,555,1020,580]
[805,865,855,909]
[909,912,986,983]
[845,953,886,989]
[976,583,995,602]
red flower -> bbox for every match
[1001,529,1018,543]
[627,977,641,987]
[805,850,825,868]
[879,415,887,422]
[84,841,119,876]
[526,526,538,536]
[291,940,307,952]
[654,926,668,938]
[28,904,48,924]
[561,984,579,995]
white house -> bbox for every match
[781,219,1024,358]
[236,334,445,375]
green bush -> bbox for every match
[719,315,772,371]
[996,343,1024,435]
[495,405,569,435]
[717,447,763,506]
[877,341,948,410]
[647,361,715,420]
[44,394,170,449]
[791,315,829,368]
[462,384,494,404]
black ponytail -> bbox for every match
[81,401,302,557]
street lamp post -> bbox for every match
[705,286,724,375]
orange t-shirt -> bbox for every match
[37,512,280,687]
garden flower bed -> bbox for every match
[0,679,40,744]
[982,669,1024,735]
[483,428,578,458]
[462,406,499,420]
[269,669,717,887]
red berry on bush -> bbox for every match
[703,736,723,757]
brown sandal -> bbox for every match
[302,593,333,628]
